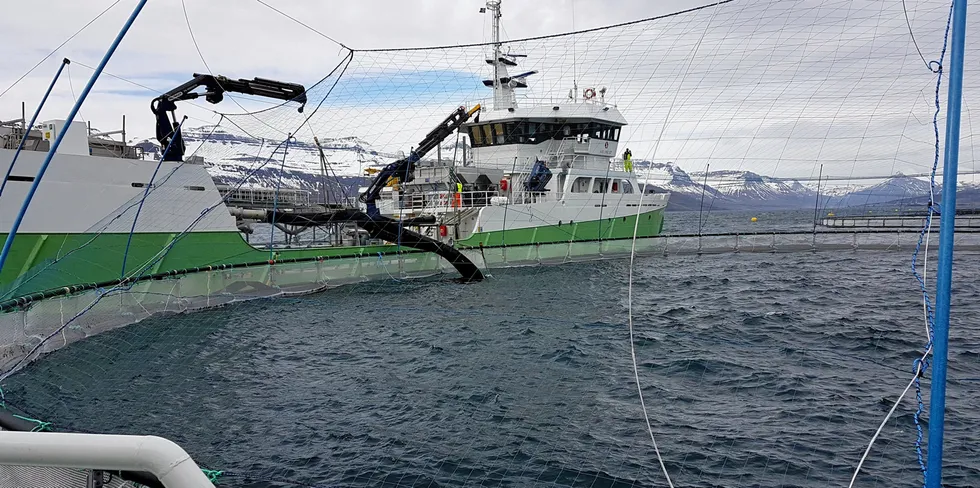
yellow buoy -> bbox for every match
[826,212,835,217]
[750,217,758,222]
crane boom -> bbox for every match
[359,105,481,217]
[151,74,307,161]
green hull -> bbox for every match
[0,208,665,300]
[457,208,664,248]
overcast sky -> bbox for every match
[2,0,978,181]
[0,1,689,134]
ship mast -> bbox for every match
[486,0,505,110]
[481,0,535,111]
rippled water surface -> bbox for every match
[6,213,980,487]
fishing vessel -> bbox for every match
[0,0,974,487]
[0,1,668,310]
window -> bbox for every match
[467,121,620,146]
[571,177,592,193]
[622,180,634,194]
[505,121,528,144]
[482,125,493,145]
[470,126,484,146]
[592,178,609,193]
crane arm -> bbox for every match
[359,104,480,216]
[151,74,307,161]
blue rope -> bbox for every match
[0,58,69,200]
[913,358,928,474]
[0,0,148,278]
[909,2,954,484]
[269,135,292,260]
[119,116,187,279]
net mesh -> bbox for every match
[2,0,980,486]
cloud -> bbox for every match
[2,0,980,182]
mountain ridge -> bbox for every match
[132,128,977,211]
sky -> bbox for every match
[0,1,690,138]
[2,0,979,182]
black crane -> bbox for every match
[151,74,307,161]
[359,104,481,217]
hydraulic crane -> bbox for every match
[348,104,485,281]
[151,74,307,161]
[359,104,481,217]
[152,77,482,282]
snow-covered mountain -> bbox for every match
[133,125,401,202]
[690,169,814,206]
[133,126,956,210]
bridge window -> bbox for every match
[468,121,620,147]
[505,121,532,144]
[527,122,538,143]
[621,179,634,193]
[470,126,484,146]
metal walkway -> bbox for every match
[649,229,980,255]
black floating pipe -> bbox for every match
[0,408,38,432]
[331,209,484,282]
[263,208,481,281]
[265,209,437,228]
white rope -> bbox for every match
[847,346,930,488]
[848,190,936,487]
[627,242,675,488]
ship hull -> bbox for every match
[0,146,667,366]
[0,204,664,301]
[0,225,666,374]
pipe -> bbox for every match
[0,58,70,199]
[227,207,268,220]
[0,432,214,487]
[0,0,148,277]
[926,0,968,486]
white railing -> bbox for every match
[400,190,501,212]
[216,185,312,208]
[608,159,636,173]
[0,431,215,488]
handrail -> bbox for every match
[0,431,214,488]
[399,190,502,211]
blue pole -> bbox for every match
[926,0,967,486]
[0,58,70,200]
[0,0,148,277]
